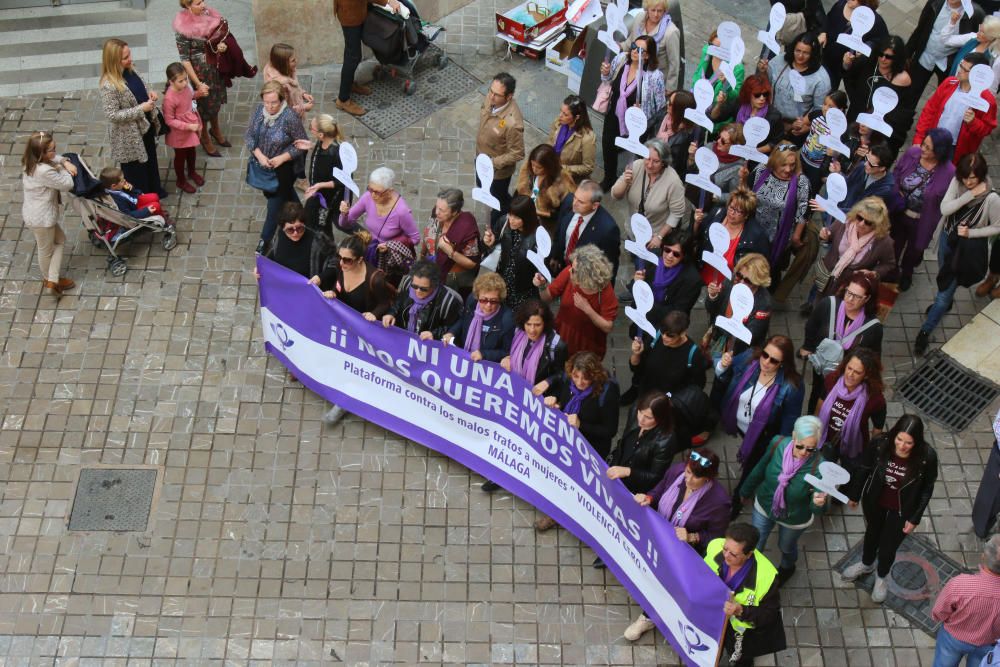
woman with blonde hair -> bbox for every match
[443,272,515,362]
[624,0,681,90]
[296,114,345,233]
[704,252,773,358]
[21,131,77,296]
[99,38,166,198]
[946,15,1000,86]
[810,196,895,301]
[263,43,315,121]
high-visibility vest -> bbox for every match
[704,538,778,634]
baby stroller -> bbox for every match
[64,154,178,277]
[361,0,447,95]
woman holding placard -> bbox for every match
[688,122,751,206]
[695,187,771,287]
[500,299,566,386]
[842,35,913,138]
[548,95,597,184]
[514,144,576,232]
[632,228,702,325]
[758,32,831,144]
[656,91,697,180]
[628,310,708,402]
[299,114,344,234]
[818,0,888,90]
[610,138,686,236]
[443,272,515,363]
[809,196,895,303]
[704,252,774,358]
[691,28,745,130]
[598,35,667,192]
[482,195,540,310]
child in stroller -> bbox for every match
[98,167,169,242]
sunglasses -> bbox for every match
[856,214,874,226]
[794,443,817,453]
[661,247,683,258]
[338,255,358,265]
[478,297,501,305]
[753,91,770,99]
[733,270,747,283]
[285,224,305,233]
[760,350,783,364]
[412,283,433,293]
[690,451,712,468]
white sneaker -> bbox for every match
[841,561,876,582]
[323,405,346,426]
[871,575,889,603]
[623,614,656,641]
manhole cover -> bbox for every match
[833,534,970,636]
[68,468,158,532]
[896,351,1000,432]
[356,45,480,139]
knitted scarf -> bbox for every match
[510,329,547,383]
[771,438,808,518]
[564,381,594,415]
[463,303,501,353]
[658,473,713,527]
[831,220,875,279]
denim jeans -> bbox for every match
[922,232,958,335]
[261,161,300,243]
[933,626,992,667]
[751,506,807,569]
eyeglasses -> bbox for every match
[338,254,358,265]
[722,546,747,558]
[478,297,501,305]
[367,186,388,196]
[844,289,868,301]
[864,156,883,170]
[412,283,433,293]
[760,350,782,364]
[753,91,770,99]
[690,451,712,468]
[661,247,683,258]
[794,442,817,453]
[855,215,874,227]
[285,224,305,233]
[959,62,973,73]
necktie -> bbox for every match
[565,215,583,261]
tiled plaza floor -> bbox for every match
[1,0,998,665]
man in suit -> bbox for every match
[547,179,621,281]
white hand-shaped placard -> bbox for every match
[855,86,897,137]
[701,222,733,280]
[597,0,628,54]
[720,37,746,94]
[714,282,754,345]
[955,64,995,113]
[960,0,974,18]
[788,69,806,103]
[835,5,875,57]
[684,79,715,133]
[624,213,659,266]
[625,280,656,339]
[471,153,501,211]
[614,106,651,157]
[816,172,848,223]
[804,461,852,504]
[819,107,850,157]
[684,147,722,197]
[729,116,769,162]
[758,2,786,57]
[707,21,741,60]
[331,142,360,198]
[527,226,552,283]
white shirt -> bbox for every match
[938,86,967,143]
[736,380,771,434]
[564,209,598,256]
[919,2,961,72]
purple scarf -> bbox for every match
[510,329,547,382]
[818,375,869,459]
[564,381,593,415]
[721,360,781,464]
[651,261,683,302]
[658,473,714,527]
[463,303,501,353]
[753,168,800,266]
[736,102,769,125]
[834,300,867,348]
[406,285,438,333]
[616,65,640,134]
[553,123,573,154]
[720,557,754,592]
[646,11,671,45]
[771,438,808,518]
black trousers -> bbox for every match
[973,444,1000,539]
[600,115,622,191]
[861,506,909,577]
[907,61,947,109]
[990,240,1000,275]
[121,126,164,197]
[338,24,363,102]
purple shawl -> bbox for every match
[564,381,593,415]
[651,262,683,302]
[893,145,956,250]
[721,360,781,464]
[406,285,438,333]
[510,329,547,382]
[771,438,808,518]
[658,473,714,527]
[754,168,800,265]
[834,300,867,348]
[818,375,868,459]
[616,65,640,134]
[736,102,769,125]
[721,557,754,592]
[553,124,573,154]
[463,303,500,353]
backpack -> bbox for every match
[808,298,879,374]
[650,333,700,369]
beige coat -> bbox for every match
[476,98,525,180]
[21,159,74,229]
[547,120,596,184]
[515,163,576,221]
[626,11,681,91]
[99,80,160,164]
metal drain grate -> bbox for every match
[833,534,969,636]
[896,351,1000,432]
[356,46,480,139]
[68,468,158,532]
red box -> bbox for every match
[496,0,567,43]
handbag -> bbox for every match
[246,158,278,194]
[592,81,612,113]
[204,18,230,67]
[155,108,170,137]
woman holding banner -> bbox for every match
[606,391,677,494]
[382,259,463,340]
[443,273,515,363]
[500,300,566,385]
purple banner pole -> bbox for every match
[257,256,730,666]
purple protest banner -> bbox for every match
[257,256,730,666]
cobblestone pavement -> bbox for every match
[1,0,999,664]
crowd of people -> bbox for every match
[14,0,1000,664]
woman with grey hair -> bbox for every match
[339,166,419,284]
[382,258,463,339]
[533,244,618,359]
[739,415,829,587]
[421,186,481,299]
[611,138,688,250]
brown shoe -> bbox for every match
[336,98,367,117]
[534,515,557,532]
[992,285,1000,299]
[42,280,62,296]
[56,277,75,291]
[976,273,999,297]
[352,82,372,96]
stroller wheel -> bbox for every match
[110,259,128,277]
[404,80,416,96]
[162,232,178,251]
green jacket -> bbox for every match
[691,44,745,130]
[739,436,827,525]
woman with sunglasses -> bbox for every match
[915,152,1000,355]
[695,187,771,287]
[382,258,463,340]
[339,166,419,285]
[422,188,480,299]
[800,269,883,410]
[704,253,773,360]
[442,272,515,362]
[312,230,396,425]
[711,77,780,148]
[627,310,707,404]
[632,228,702,329]
[716,335,805,519]
[739,415,828,586]
[842,35,913,137]
[260,202,334,279]
[815,347,886,479]
[818,0,888,89]
[842,414,938,604]
[548,95,596,184]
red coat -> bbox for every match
[913,77,997,164]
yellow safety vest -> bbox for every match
[703,538,778,634]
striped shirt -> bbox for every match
[931,567,1000,645]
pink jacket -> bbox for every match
[163,85,201,149]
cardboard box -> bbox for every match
[545,27,588,77]
[496,0,567,43]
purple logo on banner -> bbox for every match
[256,257,730,666]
